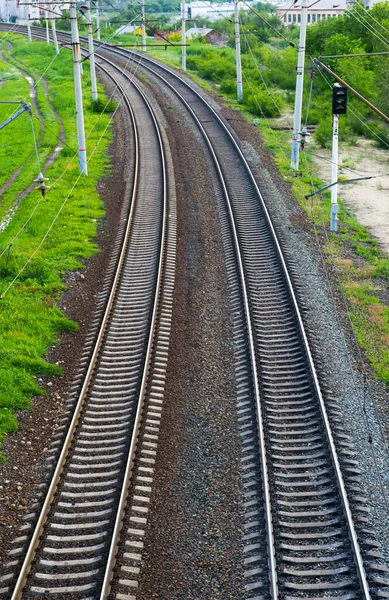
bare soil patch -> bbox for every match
[312,138,389,253]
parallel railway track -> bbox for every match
[0,32,176,599]
[0,24,389,599]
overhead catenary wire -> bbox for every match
[239,0,296,47]
[358,2,389,41]
[240,24,386,176]
[279,0,297,21]
[314,57,389,124]
[345,7,389,50]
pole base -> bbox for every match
[330,203,339,232]
[78,150,88,175]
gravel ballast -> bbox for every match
[1,56,389,597]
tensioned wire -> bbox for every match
[0,34,144,263]
[345,7,389,49]
[241,36,380,177]
[240,22,386,173]
[238,29,389,510]
[358,1,389,41]
[0,33,61,123]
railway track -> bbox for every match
[1,24,389,599]
[0,32,177,599]
[99,43,389,599]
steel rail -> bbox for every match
[4,35,167,599]
[112,47,371,598]
[9,60,140,600]
[95,54,168,600]
[109,45,280,598]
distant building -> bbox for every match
[182,1,253,22]
[185,26,227,44]
[0,0,69,24]
[0,0,38,23]
[277,0,347,25]
[115,24,142,35]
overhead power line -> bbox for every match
[239,0,296,47]
[319,50,389,59]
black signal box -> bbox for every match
[332,85,348,115]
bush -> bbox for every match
[244,88,284,118]
[314,118,333,148]
[90,98,117,113]
[220,78,236,95]
[372,124,389,149]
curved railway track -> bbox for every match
[0,24,389,599]
[0,33,177,599]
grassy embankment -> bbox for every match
[142,38,389,383]
[0,34,113,457]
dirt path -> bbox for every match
[311,138,389,253]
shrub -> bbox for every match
[220,78,236,95]
[244,88,283,118]
[90,98,117,113]
[314,117,333,148]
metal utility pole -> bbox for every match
[5,0,9,23]
[70,0,88,174]
[95,0,100,41]
[27,13,32,41]
[141,0,146,52]
[51,5,60,54]
[330,113,339,231]
[85,0,98,100]
[45,7,50,44]
[291,0,307,171]
[181,0,186,71]
[234,0,242,100]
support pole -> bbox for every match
[291,0,307,171]
[95,0,100,41]
[27,14,32,41]
[86,0,98,100]
[70,0,88,175]
[45,7,50,44]
[181,0,186,71]
[51,6,60,54]
[235,0,242,101]
[330,113,339,231]
[141,0,146,52]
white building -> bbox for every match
[0,0,69,24]
[277,0,347,25]
[0,0,38,23]
[182,1,253,22]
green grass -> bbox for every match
[0,34,113,458]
